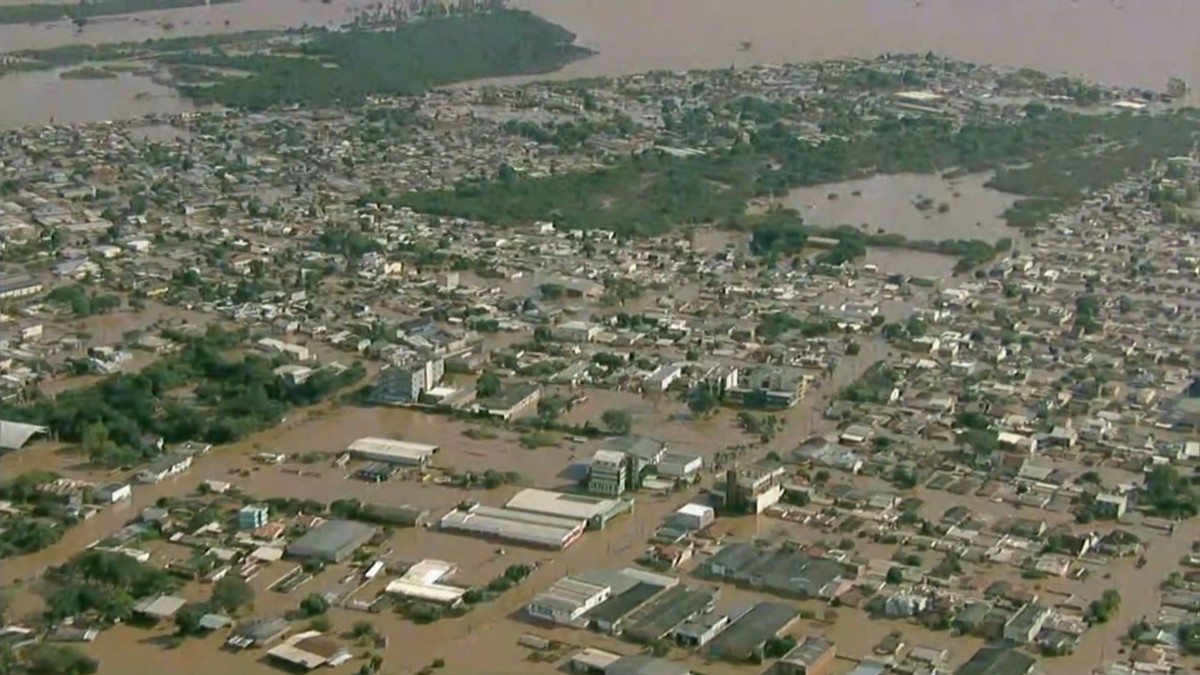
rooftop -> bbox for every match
[780,636,835,667]
[132,594,186,619]
[505,488,624,521]
[439,504,584,549]
[347,436,439,460]
[600,435,667,460]
[707,602,799,659]
[286,519,378,559]
[953,646,1037,675]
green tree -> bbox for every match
[27,644,98,675]
[475,372,502,398]
[686,386,719,416]
[601,408,633,435]
[211,575,254,614]
[300,593,329,617]
[174,602,209,635]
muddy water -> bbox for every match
[0,67,190,127]
[0,0,1196,128]
[867,248,959,277]
[0,0,370,52]
[514,0,1200,91]
[785,173,1018,244]
[0,334,919,674]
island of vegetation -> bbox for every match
[168,9,592,110]
[58,66,118,80]
[0,8,592,111]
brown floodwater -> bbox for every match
[513,0,1200,91]
[5,329,1194,673]
[0,0,367,52]
[785,173,1019,244]
[1,0,1198,127]
[0,68,191,128]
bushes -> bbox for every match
[27,644,98,675]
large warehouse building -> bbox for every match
[438,504,585,549]
[347,437,438,466]
[286,519,378,562]
[505,488,633,530]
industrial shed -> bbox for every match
[624,586,719,643]
[384,559,467,606]
[707,602,800,662]
[439,503,584,549]
[505,488,633,530]
[347,437,438,466]
[286,519,378,562]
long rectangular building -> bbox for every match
[438,504,585,549]
[347,437,438,466]
[505,488,632,529]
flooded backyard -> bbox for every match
[785,173,1019,244]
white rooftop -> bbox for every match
[505,488,621,521]
[347,437,438,460]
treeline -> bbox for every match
[171,10,592,110]
[0,30,290,77]
[0,327,365,465]
[396,107,1200,236]
[0,0,237,26]
[745,210,1008,271]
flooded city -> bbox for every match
[0,2,1199,675]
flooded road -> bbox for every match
[514,0,1200,91]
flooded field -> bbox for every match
[0,67,191,127]
[513,0,1200,91]
[866,248,959,278]
[784,173,1019,244]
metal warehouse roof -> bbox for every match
[286,519,377,558]
[439,505,584,549]
[708,602,799,659]
[505,488,622,521]
[0,420,48,450]
[384,579,467,605]
[347,437,438,461]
